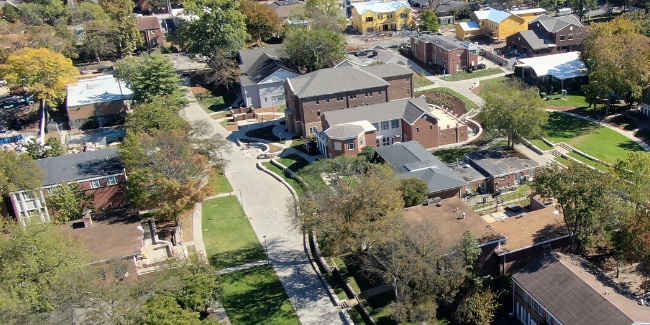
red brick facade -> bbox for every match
[410,36,480,74]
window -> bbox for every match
[309,127,318,134]
[360,138,364,146]
[378,89,382,94]
[367,27,374,33]
[348,142,355,150]
[317,111,321,117]
[337,95,343,101]
[350,94,356,99]
[23,191,36,200]
[430,125,433,130]
[334,142,342,150]
[416,127,419,133]
[326,98,330,103]
[456,52,462,56]
[372,122,379,130]
[316,99,320,105]
[91,179,101,189]
[568,34,573,40]
[366,17,374,22]
[400,13,408,18]
[387,13,393,18]
[391,119,399,129]
[378,14,383,19]
[560,35,565,41]
[271,95,284,102]
[381,121,390,130]
[107,176,118,186]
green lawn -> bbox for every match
[442,68,503,81]
[554,156,573,166]
[567,152,608,171]
[530,139,553,151]
[202,196,266,269]
[476,76,508,97]
[213,173,233,194]
[431,146,479,164]
[545,92,589,108]
[220,265,299,325]
[414,73,434,88]
[195,89,238,113]
[418,87,479,111]
[261,162,305,197]
[277,154,310,173]
[542,112,646,163]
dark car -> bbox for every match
[0,121,7,133]
[477,63,486,70]
[10,118,23,131]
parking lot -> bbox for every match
[0,87,38,133]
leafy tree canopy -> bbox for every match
[398,178,428,208]
[0,151,44,201]
[279,27,345,73]
[420,10,439,32]
[47,181,94,224]
[240,0,282,44]
[115,54,186,103]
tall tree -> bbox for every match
[612,152,650,212]
[305,0,346,31]
[530,164,619,252]
[477,79,547,148]
[0,222,87,320]
[99,0,141,57]
[454,287,499,325]
[398,178,428,208]
[240,0,282,45]
[171,0,247,55]
[0,151,44,202]
[47,181,94,224]
[17,0,66,26]
[565,0,599,21]
[143,295,202,325]
[419,10,439,32]
[205,49,240,91]
[126,96,191,135]
[280,27,345,73]
[115,54,186,103]
[0,47,79,145]
[120,130,214,224]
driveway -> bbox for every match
[180,87,345,324]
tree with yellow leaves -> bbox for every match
[0,48,78,144]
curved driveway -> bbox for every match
[181,90,344,325]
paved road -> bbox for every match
[181,88,344,325]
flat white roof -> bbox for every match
[515,52,587,80]
[352,0,410,15]
[66,75,132,107]
[510,8,546,15]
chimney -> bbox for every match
[83,210,93,227]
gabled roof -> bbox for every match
[238,47,295,85]
[287,65,389,98]
[515,51,587,80]
[322,97,430,126]
[352,0,410,15]
[413,34,475,51]
[516,29,553,50]
[136,16,161,31]
[513,253,650,325]
[324,121,376,140]
[530,14,583,33]
[375,141,467,193]
[359,64,413,78]
[37,148,123,186]
[473,8,512,23]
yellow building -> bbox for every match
[351,0,413,34]
[455,7,546,42]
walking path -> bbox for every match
[415,69,511,108]
[181,82,344,325]
[217,260,269,275]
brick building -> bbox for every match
[506,14,583,57]
[410,33,480,74]
[66,75,132,129]
[6,148,126,225]
[284,64,413,137]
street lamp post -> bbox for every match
[263,235,270,264]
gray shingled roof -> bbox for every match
[360,64,413,79]
[238,47,293,86]
[530,14,582,33]
[513,254,639,325]
[375,142,467,193]
[413,34,467,51]
[288,65,390,98]
[517,29,552,50]
[37,148,123,186]
[322,97,430,127]
[324,124,366,140]
[448,162,486,182]
[466,150,538,177]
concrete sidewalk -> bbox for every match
[181,84,344,324]
[416,69,512,108]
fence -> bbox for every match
[470,192,531,214]
[481,51,517,70]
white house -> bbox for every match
[238,47,298,109]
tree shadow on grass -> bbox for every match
[245,125,280,142]
[544,112,595,140]
[617,140,645,153]
[221,265,297,325]
[209,242,267,270]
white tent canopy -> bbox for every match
[515,52,587,80]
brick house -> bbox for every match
[374,141,468,199]
[317,97,469,158]
[284,64,413,137]
[506,14,583,57]
[464,150,539,193]
[66,75,132,129]
[136,16,165,51]
[410,34,480,74]
[6,148,126,225]
[513,252,650,325]
[238,47,298,110]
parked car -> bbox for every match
[0,121,8,133]
[257,153,276,159]
[476,63,486,70]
